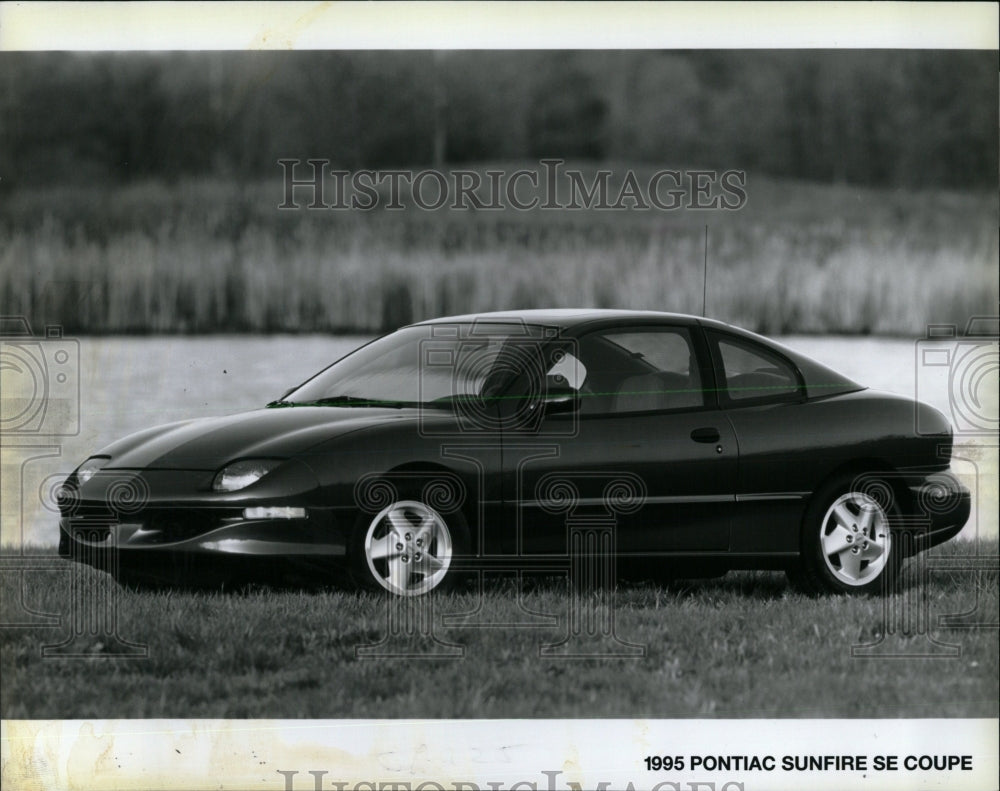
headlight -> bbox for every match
[75,456,110,484]
[212,459,282,492]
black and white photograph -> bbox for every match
[1,3,998,790]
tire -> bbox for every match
[788,473,901,595]
[349,498,470,596]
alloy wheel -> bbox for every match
[363,500,454,596]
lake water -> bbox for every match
[3,334,995,545]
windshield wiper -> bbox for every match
[271,395,416,409]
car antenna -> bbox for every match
[701,224,709,317]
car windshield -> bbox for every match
[279,322,554,407]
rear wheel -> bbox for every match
[350,499,469,596]
[789,474,900,595]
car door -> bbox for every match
[705,329,811,555]
[501,323,737,557]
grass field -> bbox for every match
[1,166,997,335]
[2,540,996,719]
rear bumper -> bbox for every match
[901,476,971,555]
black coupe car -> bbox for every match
[59,310,970,595]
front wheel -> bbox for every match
[350,499,469,596]
[789,475,901,595]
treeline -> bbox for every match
[1,50,995,190]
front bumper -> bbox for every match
[58,508,349,586]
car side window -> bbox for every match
[713,335,803,403]
[570,327,704,415]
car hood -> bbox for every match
[98,406,414,470]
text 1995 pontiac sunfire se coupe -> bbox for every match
[59,310,970,596]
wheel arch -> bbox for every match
[803,457,913,536]
[365,460,481,553]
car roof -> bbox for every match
[413,308,728,330]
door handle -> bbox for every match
[690,427,721,443]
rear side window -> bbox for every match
[602,331,693,376]
[711,333,804,404]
